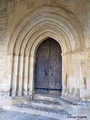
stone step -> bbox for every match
[3,105,71,120]
[3,94,72,119]
[34,94,60,102]
[24,99,64,111]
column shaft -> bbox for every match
[29,55,35,95]
[12,55,19,97]
[6,54,13,96]
[23,56,29,95]
[18,55,24,96]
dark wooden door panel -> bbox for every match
[35,38,62,96]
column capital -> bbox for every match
[30,54,36,58]
[13,53,19,56]
[7,53,13,56]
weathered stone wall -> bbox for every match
[62,52,90,101]
[6,0,90,45]
[0,0,7,90]
[0,0,90,102]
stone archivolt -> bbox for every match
[8,7,84,55]
[4,6,86,101]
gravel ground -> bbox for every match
[0,109,58,120]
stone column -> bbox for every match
[23,56,29,95]
[6,54,13,96]
[62,73,67,95]
[61,55,67,96]
[74,60,80,99]
[29,55,35,96]
[18,55,24,96]
[12,54,19,97]
[80,58,86,100]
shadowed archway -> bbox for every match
[6,7,84,100]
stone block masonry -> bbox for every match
[0,0,90,107]
[0,4,7,90]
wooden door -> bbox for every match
[35,38,62,96]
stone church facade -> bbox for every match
[0,0,90,108]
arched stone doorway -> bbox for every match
[4,7,84,104]
[35,38,62,96]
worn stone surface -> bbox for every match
[5,4,84,99]
[0,0,90,118]
[1,94,90,120]
[0,110,58,120]
[0,1,7,90]
[0,109,89,120]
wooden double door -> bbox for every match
[35,38,62,96]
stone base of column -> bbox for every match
[12,92,16,97]
[0,95,32,107]
[18,92,23,96]
[29,90,35,96]
[23,91,28,96]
